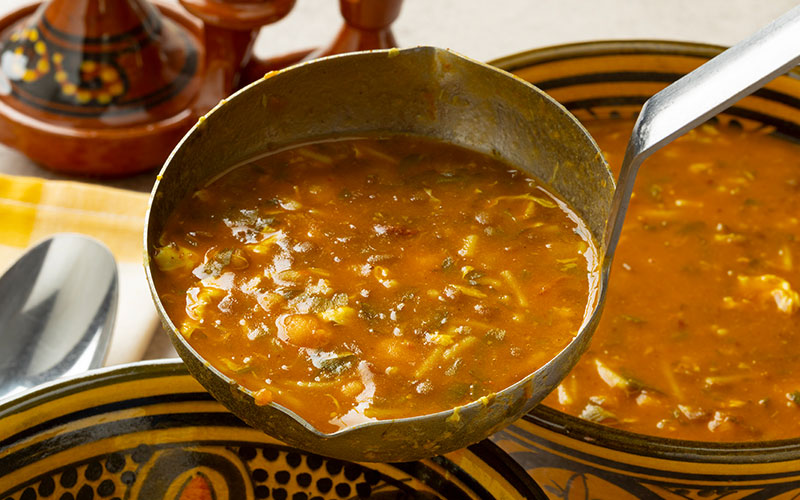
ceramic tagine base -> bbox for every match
[0,0,403,176]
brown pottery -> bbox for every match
[0,0,403,176]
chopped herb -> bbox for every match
[787,391,800,406]
[649,184,663,201]
[307,349,356,375]
[442,256,454,270]
[595,359,655,393]
[463,269,484,285]
[278,288,302,300]
[359,303,380,321]
[446,382,470,403]
[296,294,328,313]
[671,329,689,341]
[423,310,449,328]
[202,248,232,277]
[485,328,506,341]
[315,352,356,377]
[263,197,280,206]
[677,221,706,234]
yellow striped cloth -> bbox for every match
[0,173,160,365]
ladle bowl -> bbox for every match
[145,47,614,462]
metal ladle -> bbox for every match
[146,6,800,462]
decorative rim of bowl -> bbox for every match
[491,39,800,464]
[0,359,546,498]
[490,39,731,70]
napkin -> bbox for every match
[0,173,160,365]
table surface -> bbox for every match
[1,0,798,359]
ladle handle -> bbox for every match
[603,4,800,262]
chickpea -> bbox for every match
[278,314,333,348]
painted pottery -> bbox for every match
[0,360,545,499]
[490,41,800,499]
[0,0,403,176]
[0,0,206,175]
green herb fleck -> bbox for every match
[359,303,380,321]
[619,314,646,324]
[485,328,506,341]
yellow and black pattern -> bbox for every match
[0,362,544,499]
[2,27,125,106]
[494,415,800,500]
[0,13,198,118]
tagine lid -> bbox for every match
[0,0,203,128]
[0,0,204,175]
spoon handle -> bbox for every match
[603,4,800,262]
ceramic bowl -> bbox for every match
[0,360,545,499]
[488,41,800,498]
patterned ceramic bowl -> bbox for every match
[489,41,800,499]
[0,360,545,499]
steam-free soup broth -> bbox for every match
[152,136,599,433]
[547,118,800,441]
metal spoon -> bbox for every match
[0,233,117,400]
[147,5,800,463]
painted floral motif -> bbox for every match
[493,424,800,500]
[1,441,485,499]
[0,11,198,118]
[2,28,126,105]
[1,27,126,106]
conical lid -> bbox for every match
[0,0,202,127]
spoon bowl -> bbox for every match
[0,234,118,401]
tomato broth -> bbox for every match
[547,118,800,441]
[152,136,599,433]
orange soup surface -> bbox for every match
[546,119,800,441]
[152,136,599,433]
